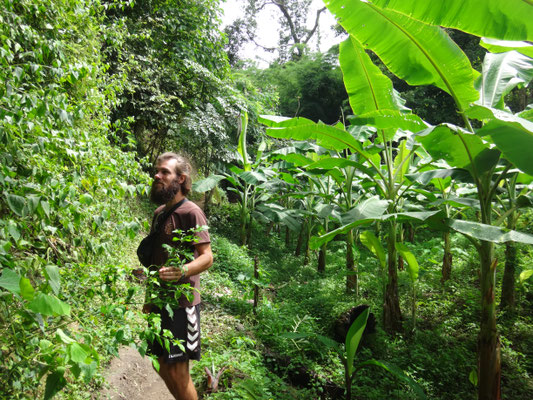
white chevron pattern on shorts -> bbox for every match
[186,306,199,352]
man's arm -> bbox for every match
[159,242,213,282]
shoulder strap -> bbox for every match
[154,198,188,232]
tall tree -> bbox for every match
[228,0,328,62]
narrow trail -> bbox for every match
[98,346,174,400]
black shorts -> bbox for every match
[148,304,201,364]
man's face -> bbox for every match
[150,159,183,205]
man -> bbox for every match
[143,152,213,400]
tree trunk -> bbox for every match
[441,231,453,282]
[295,222,305,257]
[500,242,517,310]
[478,240,501,400]
[285,226,290,247]
[383,222,402,333]
[346,229,357,295]
[253,256,259,314]
[397,225,404,270]
[318,244,326,273]
[266,221,275,235]
[406,222,415,242]
[303,223,310,266]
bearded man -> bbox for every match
[143,152,213,400]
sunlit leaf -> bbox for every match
[480,38,533,60]
[477,51,533,108]
[360,231,386,268]
[326,0,479,109]
[45,265,61,295]
[519,269,533,283]
[346,307,369,376]
[395,243,419,281]
[28,293,71,316]
[192,174,225,193]
[370,0,533,41]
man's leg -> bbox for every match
[158,358,197,400]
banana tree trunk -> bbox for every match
[303,222,310,266]
[346,229,357,295]
[478,239,501,400]
[318,244,326,273]
[384,221,402,333]
[501,242,517,310]
[295,221,305,257]
[501,210,517,310]
[285,226,290,247]
[441,231,453,282]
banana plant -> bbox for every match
[193,112,273,247]
[322,1,533,398]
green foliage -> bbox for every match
[257,52,349,124]
[0,0,150,397]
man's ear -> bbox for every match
[179,175,186,184]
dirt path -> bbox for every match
[98,346,174,400]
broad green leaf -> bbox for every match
[339,36,397,114]
[240,171,267,185]
[348,110,428,133]
[393,140,409,183]
[271,153,314,167]
[79,193,93,205]
[360,231,386,268]
[447,219,533,244]
[519,269,533,283]
[238,112,251,171]
[471,108,533,176]
[8,221,21,241]
[260,116,364,152]
[28,293,71,316]
[44,368,67,400]
[326,0,479,109]
[395,243,419,281]
[45,265,61,296]
[358,359,427,399]
[469,369,478,386]
[406,168,473,185]
[346,307,369,376]
[19,277,35,300]
[477,51,533,108]
[56,328,75,344]
[306,158,377,178]
[6,194,26,216]
[68,343,89,363]
[380,210,441,223]
[370,0,533,42]
[310,197,389,249]
[256,204,300,232]
[192,175,225,193]
[0,268,21,294]
[416,124,500,176]
[430,197,480,210]
[480,38,533,60]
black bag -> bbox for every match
[137,199,188,267]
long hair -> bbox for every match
[156,152,193,196]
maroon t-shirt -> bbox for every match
[150,200,210,307]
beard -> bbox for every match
[150,178,182,205]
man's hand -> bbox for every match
[158,266,185,282]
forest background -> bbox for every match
[0,0,532,400]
